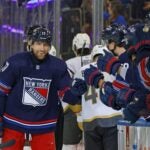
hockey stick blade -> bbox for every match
[0,139,15,149]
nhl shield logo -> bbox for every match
[22,77,51,107]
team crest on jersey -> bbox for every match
[22,77,51,107]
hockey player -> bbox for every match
[26,25,63,150]
[84,22,150,123]
[101,23,127,57]
[0,26,87,150]
[62,33,91,150]
[66,33,91,76]
[75,45,122,150]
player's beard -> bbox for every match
[35,51,47,60]
[32,49,49,61]
[31,51,49,63]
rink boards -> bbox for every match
[118,119,150,150]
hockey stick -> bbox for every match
[81,42,86,67]
[0,139,15,149]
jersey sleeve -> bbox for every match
[57,65,72,92]
[66,60,75,78]
[0,59,18,116]
[57,63,83,105]
[112,74,130,94]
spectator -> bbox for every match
[105,0,127,27]
[131,0,150,20]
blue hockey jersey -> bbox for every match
[111,51,150,97]
[0,52,78,134]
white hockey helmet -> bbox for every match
[49,45,56,56]
[91,45,108,60]
[72,33,91,52]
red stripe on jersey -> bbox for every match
[4,113,57,125]
[106,57,118,73]
[139,57,150,81]
[0,85,10,94]
[112,80,129,90]
[128,40,150,52]
[58,86,70,97]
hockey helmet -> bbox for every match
[24,25,43,51]
[72,33,91,52]
[91,45,108,60]
[26,25,41,40]
[102,23,128,47]
[31,27,52,46]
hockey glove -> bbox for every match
[71,78,87,96]
[123,91,150,124]
[97,49,121,75]
[100,82,121,110]
[84,65,104,88]
[116,88,136,108]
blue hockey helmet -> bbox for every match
[26,25,42,40]
[31,27,52,46]
[102,23,128,47]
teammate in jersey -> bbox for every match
[84,22,150,123]
[0,26,87,150]
[75,45,122,150]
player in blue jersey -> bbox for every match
[25,25,63,150]
[84,22,150,123]
[0,26,87,150]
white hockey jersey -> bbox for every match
[62,55,92,111]
[66,55,91,78]
[74,62,122,128]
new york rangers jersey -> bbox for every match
[115,52,150,92]
[0,52,78,134]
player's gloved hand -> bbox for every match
[71,78,87,96]
[84,65,104,88]
[116,88,136,108]
[123,91,150,124]
[100,82,121,110]
[97,49,121,75]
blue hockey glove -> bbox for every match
[116,88,136,108]
[71,78,87,96]
[123,91,150,123]
[100,82,121,110]
[84,65,104,88]
[97,50,121,75]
